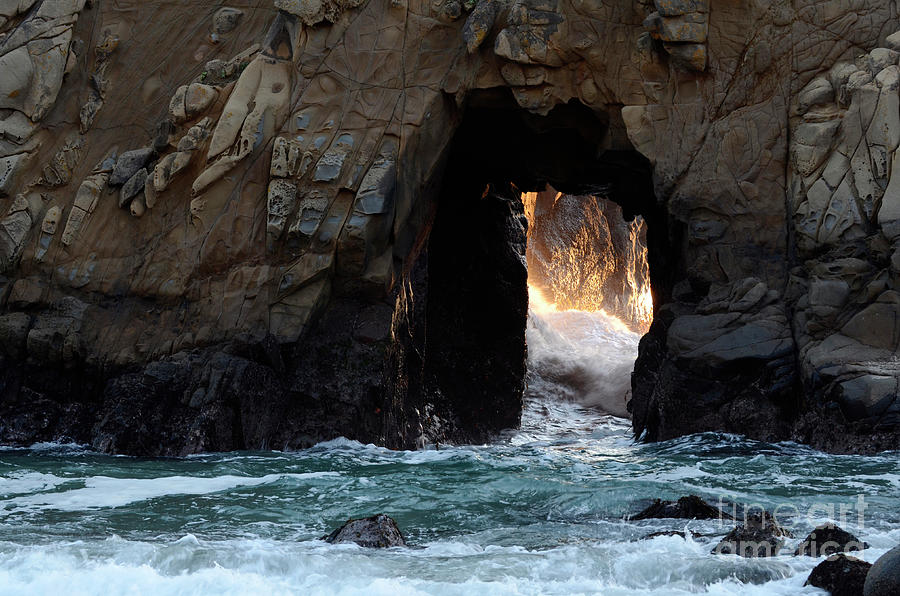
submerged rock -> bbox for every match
[323,514,406,548]
[632,495,731,521]
[806,554,871,596]
[712,512,791,557]
[795,523,868,557]
[865,544,900,595]
[642,530,714,540]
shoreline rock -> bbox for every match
[323,514,406,548]
[0,1,899,455]
[864,544,900,595]
[631,495,732,521]
[712,512,791,558]
[806,554,872,596]
[794,523,869,557]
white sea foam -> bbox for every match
[0,533,856,596]
[0,472,73,497]
[0,296,897,595]
[526,299,640,419]
[0,472,340,513]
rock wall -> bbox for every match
[524,188,651,332]
[0,0,898,453]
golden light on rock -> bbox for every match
[523,188,653,334]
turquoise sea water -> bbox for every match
[0,308,897,595]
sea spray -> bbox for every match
[526,285,640,417]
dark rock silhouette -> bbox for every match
[712,512,791,558]
[323,514,406,548]
[806,554,871,596]
[795,523,869,557]
[632,495,731,521]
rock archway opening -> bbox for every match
[402,89,673,443]
[523,187,652,419]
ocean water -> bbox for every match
[0,306,898,595]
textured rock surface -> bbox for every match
[807,554,872,596]
[795,523,868,557]
[631,495,730,521]
[712,512,791,558]
[323,514,406,548]
[865,544,900,596]
[0,0,899,454]
[524,188,651,331]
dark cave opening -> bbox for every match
[409,90,677,443]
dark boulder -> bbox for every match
[865,544,900,596]
[795,523,869,557]
[806,554,871,596]
[712,512,791,557]
[323,514,406,548]
[632,495,732,521]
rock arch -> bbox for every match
[0,0,897,453]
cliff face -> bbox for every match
[0,0,898,454]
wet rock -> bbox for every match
[3,0,900,459]
[865,544,900,595]
[323,514,406,548]
[632,495,731,521]
[642,530,713,540]
[712,512,790,557]
[806,554,871,596]
[795,524,869,557]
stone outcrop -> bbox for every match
[711,512,791,558]
[323,514,406,548]
[794,523,869,557]
[806,554,872,596]
[631,495,730,521]
[0,0,899,454]
[524,188,652,332]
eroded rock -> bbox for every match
[323,514,406,548]
[632,495,731,521]
[712,513,791,558]
[806,554,871,596]
[795,524,869,557]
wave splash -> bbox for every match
[526,285,641,418]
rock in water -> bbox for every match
[806,554,871,596]
[865,544,900,595]
[632,495,731,520]
[712,512,791,557]
[324,514,406,548]
[795,523,869,557]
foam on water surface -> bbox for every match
[0,301,898,595]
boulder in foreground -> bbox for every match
[865,544,900,596]
[323,514,406,548]
[805,554,871,596]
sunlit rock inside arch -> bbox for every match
[521,185,653,419]
[522,186,653,334]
